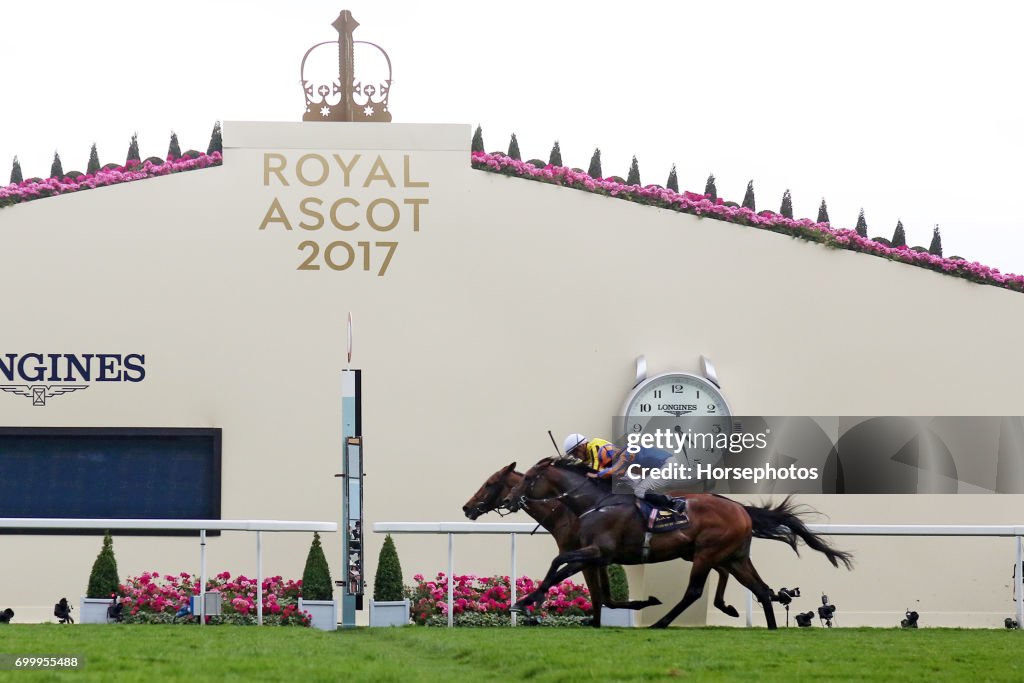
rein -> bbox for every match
[516,466,630,518]
[517,472,591,507]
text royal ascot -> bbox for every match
[258,153,429,275]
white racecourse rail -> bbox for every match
[0,518,336,625]
[373,522,1024,629]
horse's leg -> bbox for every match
[649,555,713,629]
[512,546,604,612]
[713,567,740,618]
[727,557,777,630]
[606,596,664,609]
[599,564,662,610]
[580,565,605,628]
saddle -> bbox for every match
[635,499,689,563]
[636,499,689,533]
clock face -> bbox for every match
[620,372,733,474]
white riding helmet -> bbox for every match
[563,433,587,456]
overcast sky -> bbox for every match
[2,1,1021,274]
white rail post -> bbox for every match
[256,530,263,626]
[200,529,207,626]
[1017,534,1023,629]
[746,590,753,627]
[447,532,454,628]
[510,533,517,627]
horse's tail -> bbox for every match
[743,496,854,570]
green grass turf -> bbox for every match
[0,625,1020,682]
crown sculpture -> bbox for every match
[301,10,393,122]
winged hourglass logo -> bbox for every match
[301,10,393,123]
[0,385,88,406]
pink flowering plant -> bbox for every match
[408,573,593,627]
[471,151,1024,295]
[3,140,1016,294]
[0,152,223,209]
[118,570,311,626]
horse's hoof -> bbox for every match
[648,621,670,629]
[648,596,663,606]
[724,605,739,618]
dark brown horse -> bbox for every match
[464,462,761,625]
[506,458,853,629]
[462,462,662,627]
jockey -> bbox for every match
[563,433,686,514]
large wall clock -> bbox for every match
[620,355,734,474]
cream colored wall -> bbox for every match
[1,122,1022,626]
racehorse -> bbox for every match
[505,457,853,629]
[463,462,662,627]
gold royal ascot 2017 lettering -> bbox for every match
[258,153,430,275]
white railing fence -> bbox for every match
[373,522,1024,629]
[0,518,336,625]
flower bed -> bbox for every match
[5,142,1014,294]
[471,151,1024,294]
[0,152,223,209]
[118,570,311,626]
[408,573,592,626]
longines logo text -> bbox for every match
[0,353,145,406]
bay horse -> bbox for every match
[464,462,775,625]
[463,462,662,627]
[506,458,853,629]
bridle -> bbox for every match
[469,478,516,518]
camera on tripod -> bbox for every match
[794,611,815,627]
[817,593,836,627]
[772,587,800,606]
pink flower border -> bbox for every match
[471,151,1024,294]
[0,152,223,207]
[3,147,1018,293]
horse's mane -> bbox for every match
[540,457,614,490]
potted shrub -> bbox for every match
[601,564,636,627]
[370,534,409,627]
[297,532,337,630]
[80,531,119,623]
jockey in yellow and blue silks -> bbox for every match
[562,433,685,514]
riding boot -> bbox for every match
[643,492,676,511]
[643,492,686,515]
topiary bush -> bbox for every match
[301,532,334,601]
[704,173,717,201]
[207,121,223,155]
[607,564,629,602]
[779,189,793,219]
[548,141,562,167]
[86,531,120,599]
[125,133,141,165]
[471,125,485,153]
[373,534,404,601]
[10,156,23,184]
[587,148,602,179]
[87,144,101,175]
[507,133,521,161]
[167,132,181,160]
